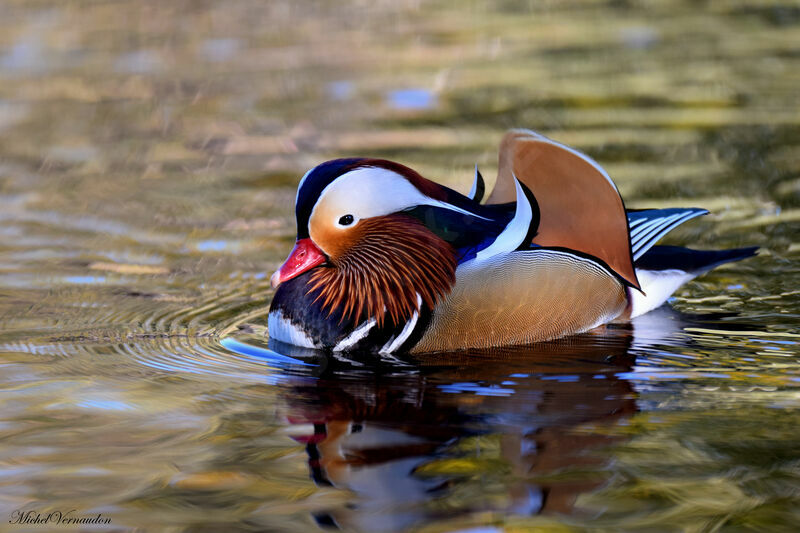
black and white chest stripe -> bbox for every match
[328,294,427,354]
[268,276,431,354]
[267,307,430,355]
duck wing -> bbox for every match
[627,207,708,261]
[488,129,639,289]
[412,174,627,352]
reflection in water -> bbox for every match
[258,329,637,531]
[212,305,787,532]
[0,0,798,530]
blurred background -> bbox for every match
[0,1,798,531]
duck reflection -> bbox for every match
[272,326,639,532]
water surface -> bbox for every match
[0,1,799,531]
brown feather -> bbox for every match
[488,130,640,289]
[307,214,457,327]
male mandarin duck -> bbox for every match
[268,129,756,354]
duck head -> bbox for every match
[271,158,489,327]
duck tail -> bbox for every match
[635,245,759,275]
[627,245,758,318]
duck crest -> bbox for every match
[305,214,457,327]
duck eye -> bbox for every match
[338,214,354,226]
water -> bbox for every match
[0,1,798,531]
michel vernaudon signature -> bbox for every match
[9,509,111,525]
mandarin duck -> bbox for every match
[268,129,756,354]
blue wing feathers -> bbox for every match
[627,207,757,273]
[627,208,708,261]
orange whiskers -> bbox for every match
[307,215,456,327]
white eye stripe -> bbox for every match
[309,166,488,233]
[427,198,490,220]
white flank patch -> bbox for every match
[267,310,319,349]
[333,318,377,352]
[379,294,422,354]
[474,174,532,262]
[630,268,696,318]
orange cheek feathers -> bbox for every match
[308,206,363,263]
